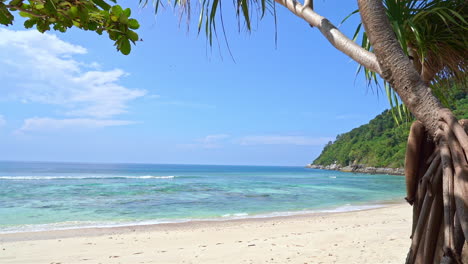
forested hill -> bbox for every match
[312,90,467,169]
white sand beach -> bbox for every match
[0,203,412,264]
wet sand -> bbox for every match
[0,203,411,264]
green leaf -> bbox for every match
[109,32,117,40]
[0,4,13,25]
[341,9,359,24]
[260,0,265,18]
[23,19,36,28]
[57,1,72,7]
[93,0,111,11]
[209,0,218,25]
[44,0,57,14]
[69,6,78,17]
[88,21,98,30]
[240,0,250,30]
[79,6,89,24]
[36,20,50,32]
[154,0,160,13]
[111,5,122,16]
[8,0,22,6]
[119,13,128,24]
[127,30,138,42]
[123,8,131,17]
[352,23,362,42]
[127,18,139,29]
[19,11,33,18]
[197,6,204,34]
[119,38,131,55]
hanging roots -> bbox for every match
[405,118,468,264]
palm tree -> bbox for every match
[350,2,467,262]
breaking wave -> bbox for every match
[0,175,176,180]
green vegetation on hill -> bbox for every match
[313,89,467,168]
[451,91,468,120]
[313,110,411,168]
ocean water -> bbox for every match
[0,161,405,233]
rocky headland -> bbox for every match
[306,163,404,176]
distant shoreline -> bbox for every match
[306,164,405,176]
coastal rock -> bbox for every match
[306,163,404,176]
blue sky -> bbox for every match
[0,0,390,166]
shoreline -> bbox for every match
[0,201,405,243]
[0,202,412,264]
[306,164,405,175]
[0,199,404,239]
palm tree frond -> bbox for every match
[347,0,468,124]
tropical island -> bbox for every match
[309,87,467,175]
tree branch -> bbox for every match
[356,0,444,137]
[274,0,382,76]
[303,0,313,10]
[5,5,47,18]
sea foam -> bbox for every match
[0,204,386,234]
[0,175,175,180]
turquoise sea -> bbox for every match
[0,161,405,233]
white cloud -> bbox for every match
[239,135,334,146]
[198,134,230,148]
[0,29,87,56]
[0,115,5,127]
[160,101,216,109]
[0,29,147,120]
[178,134,230,149]
[18,118,136,133]
[201,134,230,141]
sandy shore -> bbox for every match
[0,203,412,264]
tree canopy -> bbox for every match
[0,0,140,54]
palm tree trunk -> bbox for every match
[357,0,468,263]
